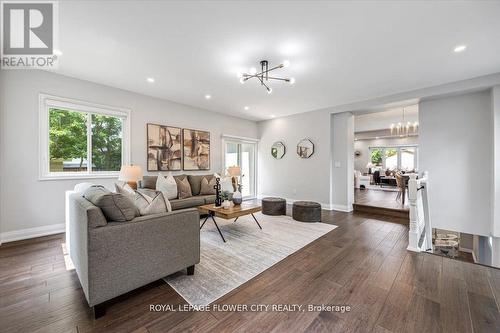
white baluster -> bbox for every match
[407,173,420,252]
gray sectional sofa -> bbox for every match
[68,192,200,318]
[140,174,220,209]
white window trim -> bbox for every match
[39,93,131,181]
[221,134,259,199]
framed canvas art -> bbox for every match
[183,128,210,170]
[147,124,182,171]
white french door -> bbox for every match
[222,136,258,199]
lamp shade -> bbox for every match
[118,165,143,182]
[227,165,242,177]
[366,162,374,169]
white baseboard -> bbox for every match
[331,204,353,212]
[0,223,65,244]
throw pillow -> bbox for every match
[135,191,171,215]
[176,177,193,199]
[156,173,178,200]
[200,177,217,195]
[83,185,138,222]
[115,182,135,202]
[214,173,234,192]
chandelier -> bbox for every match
[238,60,295,94]
[390,107,418,136]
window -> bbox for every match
[222,136,258,199]
[369,145,418,171]
[40,94,130,179]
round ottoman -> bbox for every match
[292,201,321,222]
[262,197,286,216]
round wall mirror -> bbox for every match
[271,141,286,159]
[297,139,314,158]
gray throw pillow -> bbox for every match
[83,185,138,222]
[135,191,170,215]
[200,177,216,195]
[176,177,193,199]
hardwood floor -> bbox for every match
[1,210,499,332]
[354,188,409,211]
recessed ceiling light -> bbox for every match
[146,77,155,83]
[244,106,250,111]
[375,137,379,139]
[53,49,62,56]
[205,94,211,99]
[453,45,467,53]
[270,114,276,118]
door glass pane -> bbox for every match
[225,142,239,171]
[401,147,416,171]
[91,114,123,171]
[49,108,88,172]
[241,143,255,197]
[385,148,398,170]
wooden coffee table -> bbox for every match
[198,202,262,242]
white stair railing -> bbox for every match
[407,172,432,252]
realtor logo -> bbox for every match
[1,1,58,69]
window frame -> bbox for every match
[221,134,259,200]
[39,93,131,180]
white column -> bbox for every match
[330,112,354,212]
[493,86,500,238]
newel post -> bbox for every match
[407,174,420,252]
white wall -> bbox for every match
[419,90,493,237]
[0,70,258,238]
[258,109,331,207]
[354,135,419,172]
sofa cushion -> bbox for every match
[83,185,138,222]
[199,177,217,195]
[188,175,214,196]
[135,191,171,215]
[156,173,178,200]
[176,177,193,199]
[141,175,157,189]
[170,197,205,210]
[198,195,216,205]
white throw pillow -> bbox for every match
[214,172,234,192]
[156,173,178,200]
[74,182,94,193]
[220,177,234,193]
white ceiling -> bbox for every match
[54,1,500,120]
[355,105,418,132]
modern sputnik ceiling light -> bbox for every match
[390,107,418,136]
[238,60,295,94]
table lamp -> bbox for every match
[118,165,143,190]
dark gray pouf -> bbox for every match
[292,201,321,222]
[262,197,286,216]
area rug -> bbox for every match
[164,212,337,306]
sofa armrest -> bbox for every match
[86,208,200,306]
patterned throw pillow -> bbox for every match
[115,182,135,202]
[200,177,217,195]
[176,177,193,199]
[135,191,171,215]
